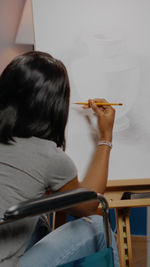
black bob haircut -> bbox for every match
[0,51,70,149]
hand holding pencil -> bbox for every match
[82,98,116,142]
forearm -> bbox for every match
[58,144,112,217]
[80,144,111,194]
[58,98,115,216]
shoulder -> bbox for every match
[45,142,78,191]
[48,145,77,177]
[28,137,78,187]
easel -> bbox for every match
[101,178,150,267]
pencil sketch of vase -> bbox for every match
[70,34,140,133]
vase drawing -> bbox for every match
[70,34,140,132]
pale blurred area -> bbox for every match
[0,0,33,73]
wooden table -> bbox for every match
[101,178,150,267]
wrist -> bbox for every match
[100,135,112,142]
[97,140,112,149]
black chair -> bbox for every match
[0,188,114,267]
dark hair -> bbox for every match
[0,51,70,149]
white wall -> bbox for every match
[0,0,33,73]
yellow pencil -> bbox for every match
[74,102,123,106]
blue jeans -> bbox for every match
[18,215,120,267]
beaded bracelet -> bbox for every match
[97,140,112,149]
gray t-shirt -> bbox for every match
[0,137,77,267]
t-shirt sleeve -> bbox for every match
[45,147,78,191]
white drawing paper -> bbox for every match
[32,0,150,180]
